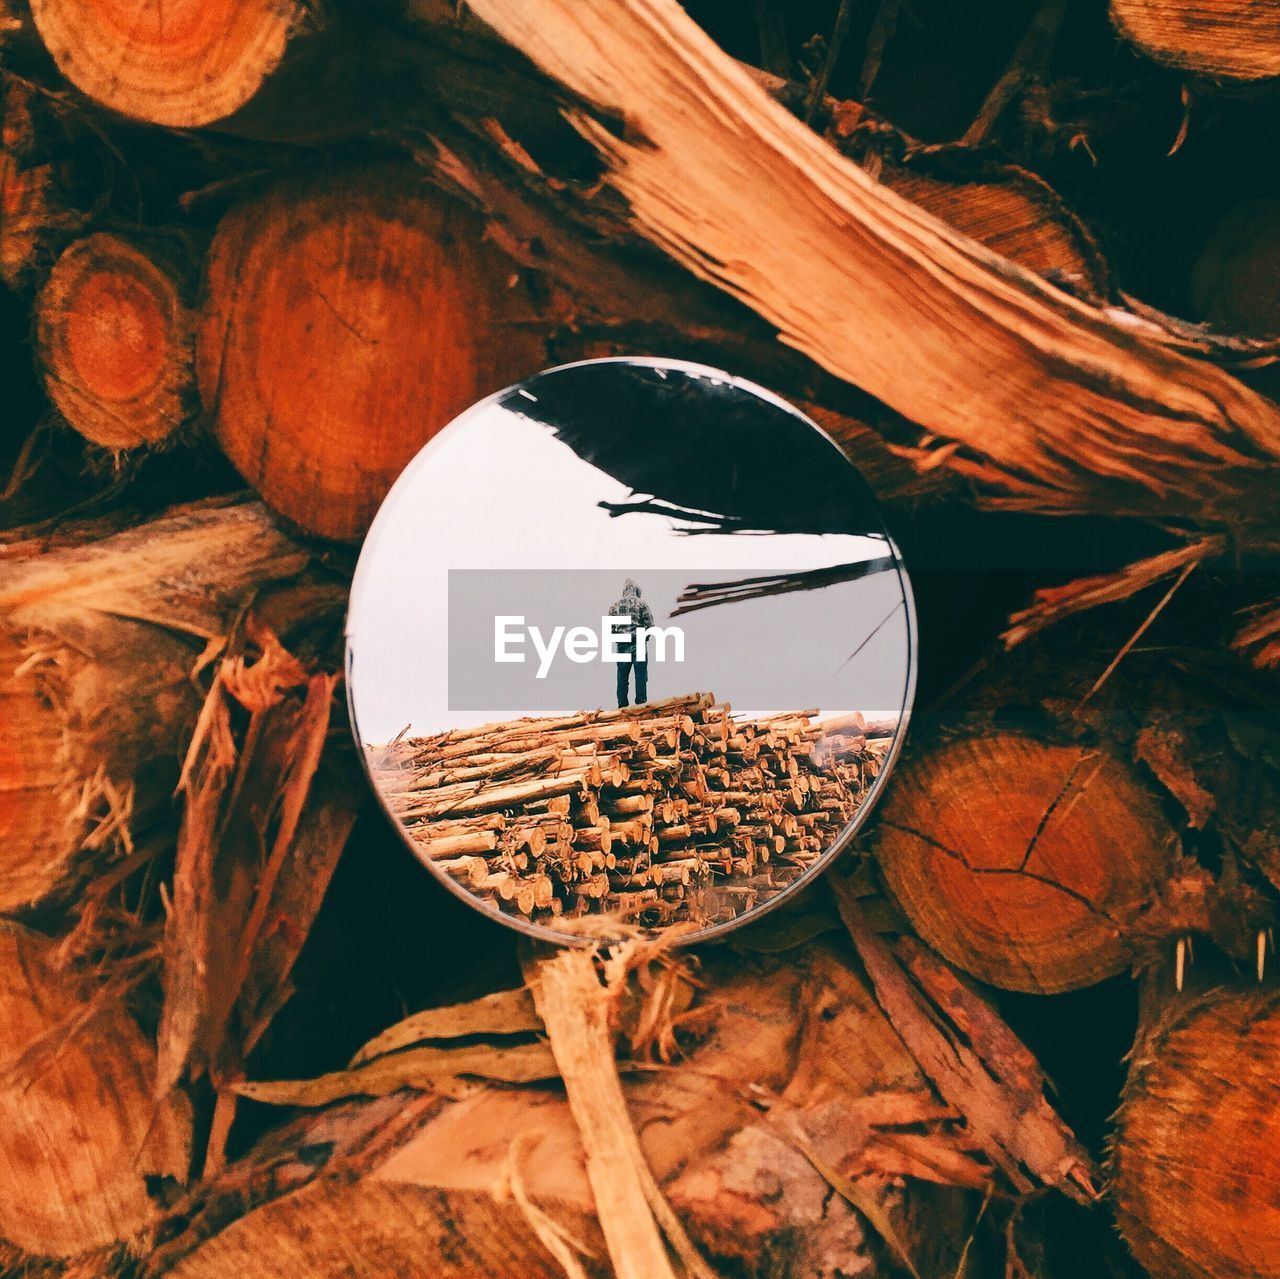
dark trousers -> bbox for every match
[616,656,648,708]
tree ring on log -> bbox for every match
[0,924,191,1255]
[198,165,544,543]
[36,233,194,450]
[1110,0,1280,83]
[875,730,1179,993]
[29,0,305,127]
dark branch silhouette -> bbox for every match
[671,557,897,616]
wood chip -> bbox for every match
[832,879,1098,1204]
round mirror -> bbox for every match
[347,358,916,943]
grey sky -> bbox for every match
[348,401,912,742]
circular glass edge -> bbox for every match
[344,355,920,949]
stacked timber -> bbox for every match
[4,2,1280,1275]
[369,693,895,930]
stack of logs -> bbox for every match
[5,1,1280,1275]
[370,693,895,930]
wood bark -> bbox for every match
[142,944,982,1279]
[158,624,360,1104]
[0,498,309,910]
[1,3,1279,1276]
[197,164,547,542]
[452,0,1280,543]
[834,881,1098,1202]
[747,66,1110,300]
[36,231,196,450]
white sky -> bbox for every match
[348,400,910,741]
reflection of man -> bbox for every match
[608,578,653,708]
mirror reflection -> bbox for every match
[347,359,915,941]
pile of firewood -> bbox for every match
[3,1,1280,1278]
[371,694,894,928]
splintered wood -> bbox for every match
[371,693,894,930]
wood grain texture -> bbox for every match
[875,732,1178,993]
[0,499,308,909]
[198,165,545,542]
[463,0,1280,533]
[37,233,195,449]
[154,946,976,1279]
[0,925,190,1255]
[1113,990,1280,1279]
[29,0,304,127]
[1111,0,1280,82]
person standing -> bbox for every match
[608,578,653,708]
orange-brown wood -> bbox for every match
[37,233,195,449]
[151,946,976,1279]
[1112,0,1280,82]
[0,500,307,910]
[29,0,304,127]
[198,167,545,542]
[875,732,1179,993]
[1113,989,1280,1279]
[0,925,191,1255]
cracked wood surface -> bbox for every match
[871,732,1179,993]
[461,0,1280,541]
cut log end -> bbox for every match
[37,233,195,450]
[1110,0,1280,82]
[0,925,191,1256]
[875,731,1178,994]
[884,168,1108,300]
[28,0,305,127]
[198,167,544,542]
[373,696,875,934]
[1112,989,1280,1279]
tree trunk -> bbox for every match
[27,0,307,127]
[453,0,1280,542]
[1111,0,1280,83]
[882,164,1107,297]
[2,2,1279,1275]
[873,727,1179,992]
[0,924,191,1257]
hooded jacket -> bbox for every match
[607,578,655,657]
